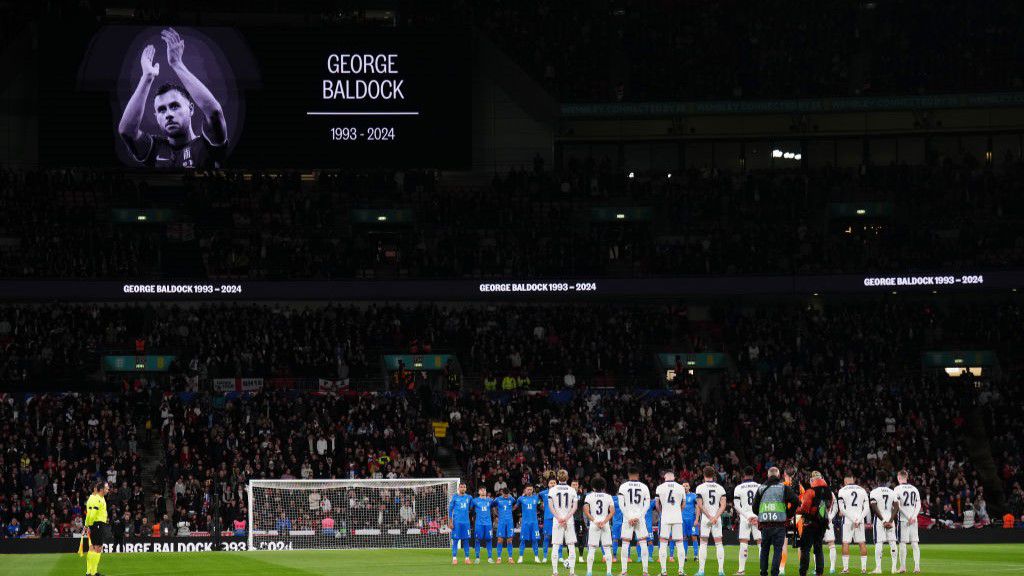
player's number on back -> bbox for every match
[557,492,569,508]
[666,492,675,505]
[707,493,716,505]
[850,493,859,507]
[594,500,604,515]
[628,488,642,505]
[902,492,916,507]
[747,490,755,507]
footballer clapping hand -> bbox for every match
[140,44,159,79]
[161,28,185,69]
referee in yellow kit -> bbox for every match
[85,481,112,576]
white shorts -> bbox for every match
[823,522,836,543]
[552,519,577,545]
[897,519,919,544]
[619,519,649,541]
[588,523,612,547]
[874,519,896,544]
[659,520,684,541]
[738,517,761,541]
[842,518,866,544]
[699,516,723,540]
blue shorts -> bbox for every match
[521,523,540,542]
[496,519,514,539]
[453,521,471,540]
[682,518,697,538]
[612,522,622,541]
[474,524,493,541]
[645,522,654,542]
[543,517,553,536]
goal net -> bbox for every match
[248,478,460,550]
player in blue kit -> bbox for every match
[539,477,558,562]
[643,498,657,561]
[449,482,474,565]
[611,495,624,557]
[494,488,517,563]
[517,485,543,563]
[681,481,700,563]
[472,487,496,563]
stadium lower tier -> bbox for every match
[1,380,1020,542]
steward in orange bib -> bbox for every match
[795,472,835,576]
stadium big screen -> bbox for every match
[40,25,471,169]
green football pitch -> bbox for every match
[3,545,1022,576]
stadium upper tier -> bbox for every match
[1,161,1021,280]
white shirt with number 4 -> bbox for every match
[655,481,686,524]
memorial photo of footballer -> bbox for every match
[117,28,228,168]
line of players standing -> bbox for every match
[448,466,923,576]
[447,472,702,569]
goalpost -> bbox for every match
[247,478,460,551]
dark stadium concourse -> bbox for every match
[2,2,1024,575]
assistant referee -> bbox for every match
[85,481,112,576]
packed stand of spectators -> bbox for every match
[0,302,703,386]
[3,158,1023,280]
[0,170,157,278]
[717,298,1023,529]
[2,295,1022,536]
[0,391,151,539]
[446,296,1023,529]
[156,389,445,536]
[981,361,1024,526]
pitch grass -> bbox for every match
[4,544,1023,576]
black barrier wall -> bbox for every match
[0,271,1018,301]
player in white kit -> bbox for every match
[868,473,898,574]
[549,469,580,576]
[836,475,869,574]
[821,491,839,574]
[655,472,687,576]
[583,476,615,576]
[892,471,921,574]
[694,466,726,576]
[732,467,761,576]
[617,468,652,576]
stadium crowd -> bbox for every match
[0,391,150,539]
[0,301,695,385]
[2,159,1023,280]
[2,295,1022,538]
[157,390,445,534]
